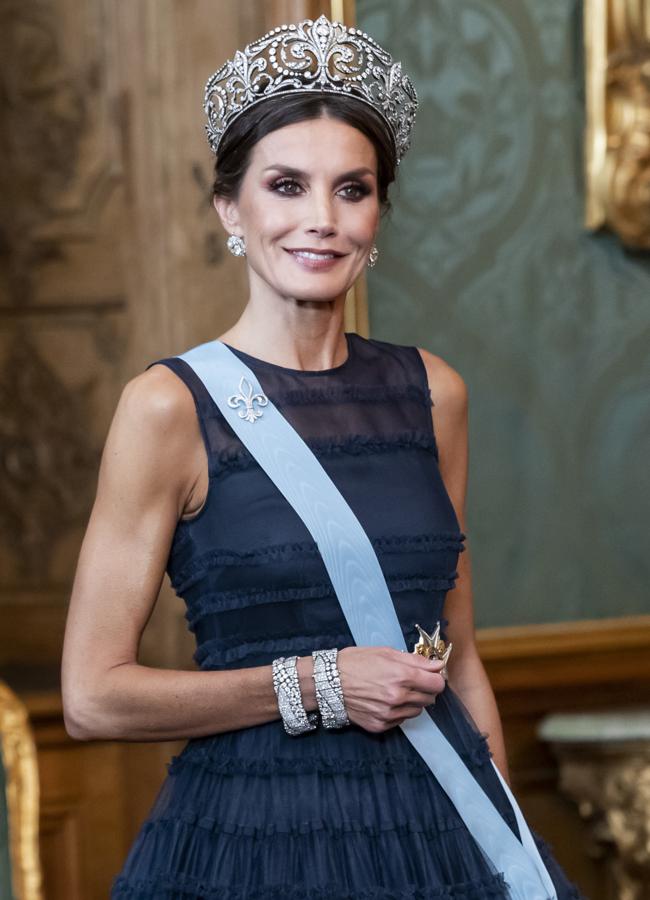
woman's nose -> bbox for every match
[305,190,336,236]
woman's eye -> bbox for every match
[271,178,302,195]
[339,183,370,201]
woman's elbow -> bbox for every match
[63,708,93,741]
[61,678,117,742]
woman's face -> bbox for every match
[214,114,381,303]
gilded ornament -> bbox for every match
[412,622,453,678]
[0,681,43,899]
[585,0,650,249]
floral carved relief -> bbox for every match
[357,0,534,287]
[0,0,127,311]
[555,746,650,900]
[0,335,99,580]
[0,0,127,591]
[0,2,86,306]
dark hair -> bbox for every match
[211,93,397,216]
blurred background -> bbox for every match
[0,1,648,897]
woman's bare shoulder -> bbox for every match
[111,364,204,449]
[100,363,203,511]
[414,347,468,411]
[118,363,196,431]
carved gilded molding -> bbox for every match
[0,680,43,900]
[585,0,650,249]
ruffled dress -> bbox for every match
[111,332,585,899]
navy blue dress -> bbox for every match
[111,332,584,899]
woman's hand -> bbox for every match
[336,646,447,733]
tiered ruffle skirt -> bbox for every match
[111,688,584,899]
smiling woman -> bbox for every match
[204,92,392,323]
[210,113,383,311]
[60,13,585,900]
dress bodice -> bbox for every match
[148,331,466,672]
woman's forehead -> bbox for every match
[249,117,377,170]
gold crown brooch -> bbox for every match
[412,622,452,678]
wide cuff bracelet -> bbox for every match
[272,655,319,736]
[312,648,350,729]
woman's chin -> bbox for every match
[277,275,354,302]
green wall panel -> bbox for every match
[357,0,650,626]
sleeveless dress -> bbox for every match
[111,332,584,899]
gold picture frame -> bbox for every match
[584,0,650,249]
[0,681,43,900]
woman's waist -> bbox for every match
[173,714,429,778]
[171,687,492,779]
[191,598,450,670]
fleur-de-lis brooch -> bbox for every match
[227,375,269,423]
[412,622,452,679]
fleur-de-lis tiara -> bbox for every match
[203,14,418,165]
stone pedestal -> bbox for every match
[539,709,650,900]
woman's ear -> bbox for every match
[213,195,242,236]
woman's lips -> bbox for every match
[284,248,345,270]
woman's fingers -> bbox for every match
[336,645,449,733]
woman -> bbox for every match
[62,15,584,899]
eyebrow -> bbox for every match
[262,164,376,180]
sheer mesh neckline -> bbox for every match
[219,332,354,376]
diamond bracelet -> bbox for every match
[271,655,319,735]
[312,648,350,729]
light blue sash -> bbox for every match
[178,339,557,900]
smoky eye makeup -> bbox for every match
[267,175,374,200]
[340,181,373,199]
[268,176,303,194]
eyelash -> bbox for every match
[269,177,371,201]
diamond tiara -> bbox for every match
[203,14,418,164]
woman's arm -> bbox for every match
[416,349,511,783]
[61,364,318,742]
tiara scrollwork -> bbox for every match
[203,15,418,164]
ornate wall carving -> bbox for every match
[549,736,650,900]
[0,335,98,579]
[0,0,129,656]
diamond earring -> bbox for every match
[367,244,379,268]
[227,234,246,257]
